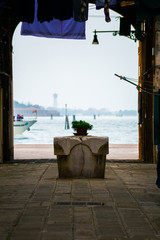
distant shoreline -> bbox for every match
[14,100,137,117]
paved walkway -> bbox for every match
[14,144,139,160]
[0,160,160,240]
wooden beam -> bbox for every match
[138,42,143,161]
[153,16,160,163]
[0,6,14,162]
[0,86,3,163]
[138,19,154,163]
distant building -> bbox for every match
[14,106,60,117]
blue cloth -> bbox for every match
[96,0,105,10]
[156,144,160,188]
[21,0,85,39]
[96,0,117,9]
[21,19,85,39]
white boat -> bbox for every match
[14,119,37,135]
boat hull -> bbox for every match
[14,120,37,135]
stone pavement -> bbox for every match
[0,160,160,240]
[14,144,139,160]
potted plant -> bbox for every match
[72,120,93,136]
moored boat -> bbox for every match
[14,118,37,135]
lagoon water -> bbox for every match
[14,115,138,145]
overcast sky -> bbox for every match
[12,7,138,111]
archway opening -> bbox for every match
[12,7,139,160]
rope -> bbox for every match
[114,73,160,96]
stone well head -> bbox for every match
[54,136,109,178]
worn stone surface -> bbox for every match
[0,161,160,239]
[54,136,109,178]
[54,136,109,155]
[14,144,139,160]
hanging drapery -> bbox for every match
[96,0,117,9]
[96,0,105,10]
[37,0,73,22]
[73,0,89,22]
[95,0,117,22]
[21,0,85,39]
[21,19,86,39]
[13,0,35,23]
[37,0,89,23]
[95,0,134,10]
[135,0,160,40]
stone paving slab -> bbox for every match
[14,144,138,160]
[0,161,160,239]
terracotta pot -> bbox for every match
[74,128,88,136]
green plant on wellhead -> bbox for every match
[71,120,93,130]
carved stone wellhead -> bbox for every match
[54,136,109,178]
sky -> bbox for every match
[12,6,138,111]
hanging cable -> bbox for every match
[114,74,160,96]
[124,77,138,82]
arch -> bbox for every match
[0,2,158,163]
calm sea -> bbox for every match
[14,115,138,144]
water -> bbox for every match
[14,115,138,144]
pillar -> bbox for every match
[0,6,14,162]
[153,16,160,162]
[0,86,3,163]
[138,19,154,162]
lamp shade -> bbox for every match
[92,31,99,44]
